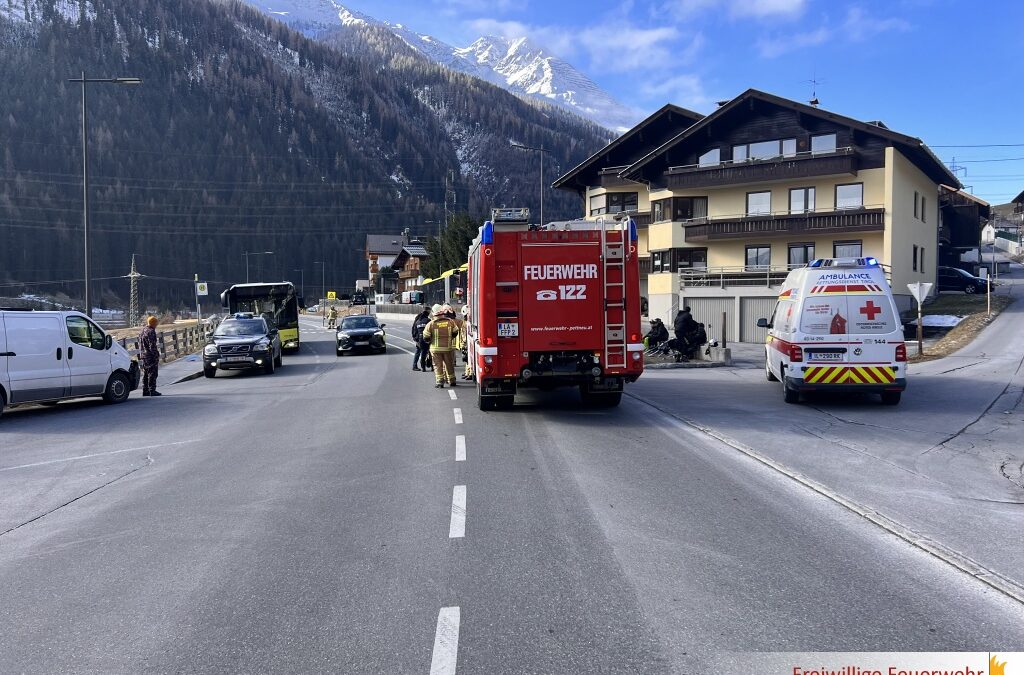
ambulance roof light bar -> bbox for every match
[809,257,879,268]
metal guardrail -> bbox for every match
[118,324,206,363]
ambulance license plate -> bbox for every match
[808,351,843,362]
[497,322,519,337]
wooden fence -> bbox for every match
[119,324,206,363]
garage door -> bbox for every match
[680,296,732,341]
[740,297,777,343]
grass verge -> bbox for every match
[908,293,1014,362]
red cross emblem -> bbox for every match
[860,301,882,321]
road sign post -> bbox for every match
[194,275,209,328]
[979,266,991,317]
[907,282,933,357]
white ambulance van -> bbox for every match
[0,309,139,417]
[757,257,907,405]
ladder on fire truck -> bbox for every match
[599,217,629,370]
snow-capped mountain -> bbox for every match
[243,0,639,131]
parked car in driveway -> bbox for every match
[336,315,386,355]
[937,266,992,294]
[203,313,282,377]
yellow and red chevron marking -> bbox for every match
[803,365,896,385]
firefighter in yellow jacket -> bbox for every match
[422,305,461,388]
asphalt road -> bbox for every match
[0,315,1021,674]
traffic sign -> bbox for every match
[906,282,932,304]
[327,291,337,300]
[196,282,209,296]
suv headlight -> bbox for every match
[203,344,218,356]
[337,331,349,339]
[253,341,270,352]
[374,330,384,337]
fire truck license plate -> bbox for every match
[497,322,518,337]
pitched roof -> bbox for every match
[551,104,704,192]
[1013,189,1024,204]
[621,89,960,188]
[365,234,406,255]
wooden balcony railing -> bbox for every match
[683,207,885,241]
[666,148,858,190]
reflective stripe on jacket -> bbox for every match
[423,318,458,351]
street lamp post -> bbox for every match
[68,73,142,317]
[243,251,274,283]
[313,261,325,320]
[511,142,552,227]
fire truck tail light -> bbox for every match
[631,352,641,362]
[895,344,907,362]
[484,356,494,364]
[484,337,494,346]
[789,344,803,362]
[629,333,640,342]
[483,366,493,374]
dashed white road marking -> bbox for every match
[388,342,416,356]
[453,408,463,424]
[448,390,457,401]
[429,606,461,675]
[449,485,466,538]
[389,334,419,346]
[455,435,466,462]
[0,440,200,473]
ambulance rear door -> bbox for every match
[798,271,852,369]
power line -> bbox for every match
[932,143,1024,148]
[946,156,1024,164]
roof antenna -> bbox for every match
[806,73,824,107]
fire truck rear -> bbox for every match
[466,208,644,410]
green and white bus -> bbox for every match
[221,282,301,352]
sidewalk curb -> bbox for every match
[171,370,205,385]
[627,392,1024,607]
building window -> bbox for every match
[673,196,708,221]
[698,148,721,167]
[920,247,925,272]
[833,240,862,257]
[607,192,638,214]
[732,144,748,162]
[789,187,815,213]
[652,199,666,223]
[912,244,918,272]
[745,245,771,270]
[746,191,772,215]
[589,194,606,216]
[675,248,708,271]
[914,190,919,219]
[788,243,815,268]
[921,195,927,222]
[651,250,669,274]
[782,138,797,157]
[811,133,837,154]
[835,183,864,210]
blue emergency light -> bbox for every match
[480,221,494,244]
[628,218,638,241]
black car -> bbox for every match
[350,293,368,306]
[336,315,386,355]
[937,266,991,294]
[203,314,283,377]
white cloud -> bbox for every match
[669,0,806,19]
[640,74,713,110]
[434,0,517,12]
[466,18,575,55]
[756,26,830,57]
[577,23,681,73]
[843,6,911,41]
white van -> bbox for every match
[0,309,139,417]
[757,257,907,405]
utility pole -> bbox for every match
[128,254,141,327]
[511,142,551,227]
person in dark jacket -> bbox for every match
[139,316,161,396]
[644,318,669,353]
[673,306,697,341]
[411,308,431,371]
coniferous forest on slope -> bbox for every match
[0,0,611,309]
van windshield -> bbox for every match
[800,295,895,335]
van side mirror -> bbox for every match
[104,334,113,350]
[380,323,386,328]
[756,318,769,328]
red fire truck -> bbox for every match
[466,208,644,410]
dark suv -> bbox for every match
[203,313,283,377]
[937,266,990,294]
[350,293,368,306]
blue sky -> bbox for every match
[345,0,1024,205]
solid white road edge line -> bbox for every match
[449,485,466,538]
[448,390,457,400]
[625,392,1024,606]
[453,408,463,424]
[389,334,419,346]
[455,435,466,462]
[388,343,416,356]
[429,606,461,675]
[0,440,200,473]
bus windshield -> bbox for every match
[221,282,301,349]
